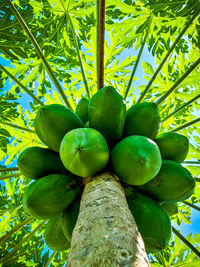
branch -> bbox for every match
[0,220,46,264]
[183,201,200,212]
[124,15,153,100]
[0,216,34,244]
[195,178,200,182]
[156,57,200,105]
[97,0,106,90]
[172,226,200,257]
[0,167,19,173]
[67,15,90,99]
[7,0,72,109]
[137,10,200,103]
[0,64,44,106]
[0,121,35,133]
[44,251,57,267]
[162,93,200,122]
[0,172,21,180]
[171,117,200,132]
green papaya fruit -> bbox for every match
[17,146,67,179]
[161,202,178,216]
[123,102,161,139]
[155,132,189,163]
[44,216,70,251]
[137,160,195,203]
[60,128,109,177]
[23,174,81,219]
[88,86,126,146]
[34,104,84,152]
[126,187,171,252]
[62,196,81,242]
[111,135,162,185]
[75,97,89,124]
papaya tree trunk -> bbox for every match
[67,172,150,267]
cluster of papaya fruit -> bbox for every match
[17,86,195,252]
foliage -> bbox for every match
[0,0,200,265]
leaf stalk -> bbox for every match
[7,0,72,109]
[162,93,200,122]
[44,251,57,267]
[0,220,46,264]
[124,14,153,100]
[0,172,21,180]
[0,121,35,133]
[156,57,200,105]
[0,216,34,244]
[97,0,105,90]
[0,167,19,173]
[0,64,44,106]
[137,10,200,103]
[171,117,200,132]
[182,161,200,165]
[172,226,200,257]
[183,201,200,212]
[67,14,90,99]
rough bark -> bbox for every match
[67,172,150,267]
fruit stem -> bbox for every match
[0,64,44,106]
[0,167,19,173]
[170,117,200,132]
[0,220,46,264]
[156,57,200,106]
[124,14,153,101]
[0,172,21,180]
[66,13,90,99]
[137,9,200,103]
[183,201,200,212]
[0,121,35,133]
[162,93,200,122]
[7,0,72,109]
[44,251,57,267]
[172,226,200,257]
[0,216,34,244]
[97,0,105,90]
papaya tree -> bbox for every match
[1,0,200,266]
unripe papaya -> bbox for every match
[88,86,126,146]
[17,146,67,179]
[155,132,189,163]
[126,187,171,252]
[161,202,178,216]
[111,135,162,185]
[23,174,81,219]
[44,216,70,251]
[60,128,109,177]
[123,102,161,139]
[137,160,195,203]
[34,104,84,152]
[62,196,81,242]
[75,97,89,124]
